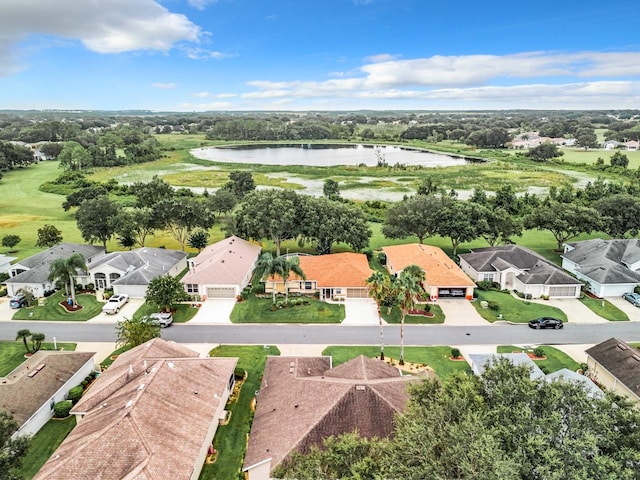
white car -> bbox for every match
[146,312,173,328]
[102,294,130,314]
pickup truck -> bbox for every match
[102,294,130,314]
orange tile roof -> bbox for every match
[271,252,373,288]
[382,244,475,288]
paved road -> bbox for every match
[2,321,640,346]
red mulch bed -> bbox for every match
[59,301,83,312]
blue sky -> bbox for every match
[0,0,639,111]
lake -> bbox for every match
[190,143,473,167]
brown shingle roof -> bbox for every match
[586,337,640,398]
[382,243,475,287]
[0,350,95,428]
[243,355,431,473]
[34,339,237,480]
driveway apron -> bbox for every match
[438,299,490,326]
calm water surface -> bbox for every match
[190,144,473,167]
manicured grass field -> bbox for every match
[12,291,104,321]
[230,296,345,323]
[132,301,200,324]
[322,345,472,378]
[497,345,580,373]
[201,345,280,480]
[473,290,567,324]
[381,304,445,324]
[0,341,76,376]
[558,148,640,168]
[17,416,77,480]
[579,296,629,321]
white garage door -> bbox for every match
[207,287,236,299]
[548,286,578,297]
[346,288,369,298]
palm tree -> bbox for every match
[367,271,390,361]
[16,329,32,353]
[253,252,285,304]
[279,256,305,303]
[48,253,88,307]
[395,264,425,365]
[30,333,45,353]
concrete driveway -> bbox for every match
[86,298,145,324]
[530,298,608,324]
[439,299,490,326]
[607,297,640,322]
[342,299,383,326]
[188,299,235,324]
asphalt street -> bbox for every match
[1,321,640,346]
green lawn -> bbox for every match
[200,345,280,480]
[474,290,567,324]
[322,346,471,378]
[230,295,345,323]
[132,301,200,323]
[12,291,104,321]
[0,341,77,376]
[381,304,445,324]
[497,345,580,373]
[17,417,77,480]
[579,296,629,321]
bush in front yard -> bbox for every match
[451,348,461,358]
[54,400,73,418]
[67,386,83,404]
[533,347,545,358]
[487,301,499,310]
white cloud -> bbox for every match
[235,51,640,109]
[0,0,202,75]
[187,0,219,10]
[192,92,237,98]
[181,46,230,60]
[152,82,176,89]
[364,53,399,63]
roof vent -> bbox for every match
[168,362,176,369]
[125,400,134,408]
[617,343,628,350]
[356,385,366,391]
[632,354,640,362]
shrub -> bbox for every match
[74,284,84,292]
[0,287,6,297]
[85,283,95,292]
[533,347,545,358]
[67,385,84,404]
[476,280,493,291]
[252,282,265,294]
[378,252,387,265]
[487,301,499,310]
[422,303,431,313]
[54,400,73,418]
[451,348,461,358]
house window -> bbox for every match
[109,273,121,284]
[335,288,342,295]
[481,273,493,282]
[304,281,313,290]
[186,284,198,293]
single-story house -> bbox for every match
[545,368,603,399]
[181,235,262,299]
[264,252,373,300]
[89,247,188,298]
[459,245,582,298]
[585,338,640,404]
[468,353,545,380]
[604,140,620,150]
[0,254,17,274]
[34,338,238,480]
[0,350,96,438]
[243,355,429,480]
[4,243,105,297]
[382,243,476,300]
[561,239,640,297]
[468,353,602,397]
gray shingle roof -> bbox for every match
[6,243,104,285]
[586,338,640,398]
[545,368,603,399]
[92,248,187,286]
[468,353,545,379]
[460,245,580,286]
[563,239,640,284]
